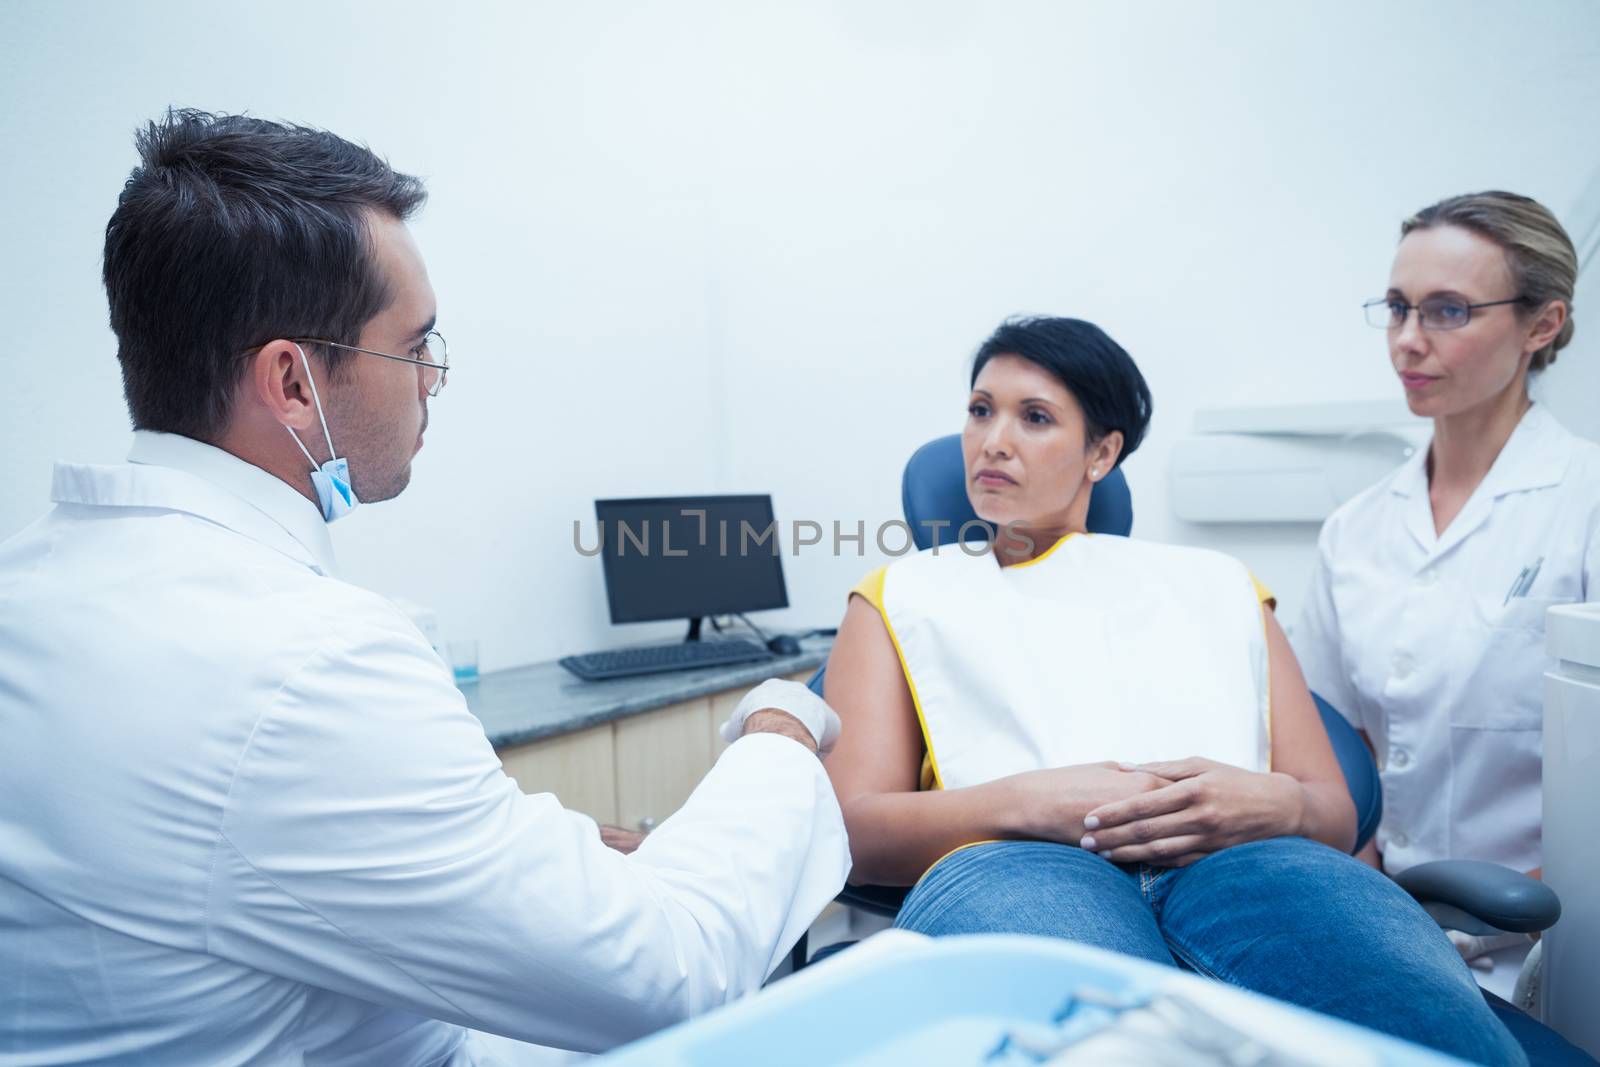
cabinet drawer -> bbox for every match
[498,724,617,825]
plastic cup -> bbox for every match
[450,639,480,684]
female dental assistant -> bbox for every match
[1292,191,1600,999]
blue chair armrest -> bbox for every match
[1393,860,1561,934]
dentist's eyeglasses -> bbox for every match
[1362,296,1522,332]
[299,331,450,396]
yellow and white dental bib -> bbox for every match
[856,534,1271,791]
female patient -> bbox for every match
[823,316,1521,1063]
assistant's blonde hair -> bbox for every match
[1401,191,1577,371]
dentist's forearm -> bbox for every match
[742,708,819,753]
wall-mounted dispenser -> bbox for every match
[1170,401,1431,524]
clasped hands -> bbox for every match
[1073,757,1306,868]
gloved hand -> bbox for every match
[1446,929,1532,972]
[719,678,842,755]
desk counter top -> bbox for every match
[462,639,832,749]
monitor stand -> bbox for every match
[684,616,704,642]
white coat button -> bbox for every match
[1391,748,1410,768]
[1392,832,1409,848]
[1391,652,1415,678]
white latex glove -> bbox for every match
[1446,929,1532,971]
[719,678,842,755]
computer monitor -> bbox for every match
[593,495,789,637]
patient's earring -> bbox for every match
[1090,467,1101,481]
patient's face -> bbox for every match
[1387,224,1535,420]
[963,354,1094,535]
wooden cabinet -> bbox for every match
[498,724,618,825]
[495,669,822,831]
[615,698,714,832]
[707,689,741,758]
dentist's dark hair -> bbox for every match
[102,108,427,440]
[970,316,1152,468]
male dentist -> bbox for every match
[0,110,848,1064]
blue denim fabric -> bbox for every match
[894,838,1526,1065]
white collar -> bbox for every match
[49,431,339,577]
[1390,403,1575,560]
[1390,402,1572,501]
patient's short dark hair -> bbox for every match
[970,316,1152,468]
[102,108,427,440]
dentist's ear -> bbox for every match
[252,339,317,432]
[1523,299,1568,358]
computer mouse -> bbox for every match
[767,634,802,656]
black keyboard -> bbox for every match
[559,639,772,680]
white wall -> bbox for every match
[3,1,1598,670]
[1539,162,1600,445]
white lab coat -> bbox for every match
[0,431,850,1065]
[1292,403,1600,996]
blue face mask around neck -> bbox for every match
[285,343,360,523]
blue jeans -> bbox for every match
[894,838,1525,1065]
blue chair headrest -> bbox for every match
[900,434,1133,550]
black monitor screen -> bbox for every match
[594,495,789,624]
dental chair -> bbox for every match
[793,433,1588,1066]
